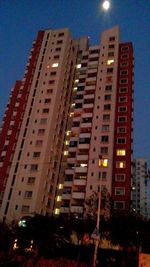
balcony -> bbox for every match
[70,206,84,213]
[79,133,91,138]
[60,207,70,213]
[73,179,86,186]
[80,122,92,128]
[67,157,76,164]
[64,181,73,187]
[72,192,85,199]
[83,103,94,109]
[65,168,75,175]
[75,166,88,173]
[62,193,71,200]
[77,154,88,161]
[78,143,90,150]
[84,94,95,100]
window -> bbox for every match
[107,68,113,73]
[24,191,32,198]
[101,135,109,143]
[120,88,128,96]
[120,78,128,84]
[40,118,47,124]
[115,187,125,195]
[104,94,111,100]
[105,85,112,91]
[56,195,62,202]
[30,164,38,171]
[107,59,114,65]
[116,149,126,156]
[116,161,126,168]
[114,201,125,209]
[49,80,55,85]
[118,116,127,123]
[119,96,127,103]
[103,114,110,121]
[121,46,129,52]
[102,125,109,132]
[38,129,45,135]
[54,55,60,59]
[57,40,63,44]
[64,151,68,156]
[43,108,49,113]
[121,54,129,59]
[55,47,61,51]
[51,62,59,68]
[100,147,108,154]
[50,71,56,76]
[120,70,128,76]
[117,127,126,134]
[33,152,41,158]
[104,104,111,110]
[117,138,126,144]
[58,183,63,189]
[108,51,114,57]
[108,44,115,49]
[99,158,108,167]
[54,208,60,215]
[109,36,115,42]
[27,177,35,184]
[44,99,51,104]
[120,62,128,67]
[115,174,126,182]
[47,89,53,94]
[118,106,127,112]
[35,140,43,146]
[58,32,64,37]
[21,205,30,213]
[101,171,107,180]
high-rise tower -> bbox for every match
[0,26,134,222]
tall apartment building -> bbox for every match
[132,158,148,218]
[0,26,134,223]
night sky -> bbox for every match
[0,0,150,161]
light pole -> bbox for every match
[93,185,102,267]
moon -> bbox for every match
[102,0,110,11]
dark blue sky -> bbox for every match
[0,0,150,161]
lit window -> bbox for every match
[55,208,60,215]
[58,184,63,189]
[65,140,69,145]
[99,158,108,167]
[64,151,68,156]
[76,64,81,69]
[116,150,126,156]
[75,79,79,83]
[71,103,75,107]
[73,87,77,91]
[52,63,59,68]
[116,161,126,168]
[56,196,62,202]
[107,59,114,65]
[70,112,74,117]
[80,163,87,167]
[66,131,71,136]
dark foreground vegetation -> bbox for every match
[0,212,149,266]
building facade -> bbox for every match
[132,158,148,218]
[0,26,134,222]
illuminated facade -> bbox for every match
[132,158,148,217]
[0,26,134,222]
